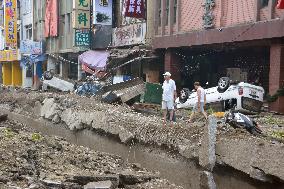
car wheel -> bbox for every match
[217,77,230,93]
[43,71,54,80]
[179,88,190,103]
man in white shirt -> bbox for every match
[162,72,177,125]
[189,82,208,122]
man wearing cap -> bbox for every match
[162,72,177,125]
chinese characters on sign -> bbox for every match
[75,29,90,46]
[0,49,19,61]
[125,0,145,19]
[5,0,17,48]
[112,22,146,46]
[20,40,44,55]
[93,0,113,25]
[73,0,91,28]
[73,0,90,10]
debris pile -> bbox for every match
[0,118,183,189]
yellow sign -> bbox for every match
[5,0,17,48]
[72,10,90,28]
[73,0,90,10]
[0,50,19,61]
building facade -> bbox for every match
[0,0,22,87]
[33,0,91,81]
[152,0,284,113]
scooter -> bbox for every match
[224,106,262,135]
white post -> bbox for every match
[77,57,82,81]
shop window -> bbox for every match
[25,24,32,40]
[260,0,269,8]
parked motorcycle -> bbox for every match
[224,106,262,135]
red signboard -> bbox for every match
[124,0,145,19]
[277,0,284,9]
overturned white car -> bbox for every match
[175,77,265,113]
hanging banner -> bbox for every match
[124,0,145,19]
[5,0,17,48]
[93,0,113,25]
[44,0,58,37]
[74,29,90,46]
[277,0,284,9]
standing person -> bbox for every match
[162,72,177,125]
[189,82,208,122]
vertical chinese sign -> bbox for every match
[93,0,113,25]
[5,0,17,49]
[73,0,91,29]
[73,0,91,47]
[124,0,145,19]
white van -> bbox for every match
[176,77,265,113]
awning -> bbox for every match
[79,50,109,71]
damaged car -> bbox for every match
[176,77,265,113]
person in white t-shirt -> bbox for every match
[162,72,177,125]
[189,82,208,122]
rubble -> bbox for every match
[0,91,284,185]
[0,119,183,189]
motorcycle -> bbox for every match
[224,106,262,135]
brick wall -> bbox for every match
[269,43,284,113]
[178,0,256,33]
[164,49,181,83]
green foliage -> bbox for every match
[264,115,284,125]
[207,107,215,115]
[4,128,14,138]
[267,87,284,103]
[271,131,284,140]
[31,133,42,142]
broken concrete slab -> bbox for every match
[199,171,216,189]
[41,179,62,187]
[40,98,62,120]
[216,137,284,181]
[199,116,217,171]
[71,175,119,186]
[42,76,74,92]
[118,170,159,185]
[84,180,115,189]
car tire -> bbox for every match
[179,88,190,103]
[217,77,230,93]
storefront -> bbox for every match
[1,49,22,87]
[20,40,46,89]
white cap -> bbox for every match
[163,72,171,76]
